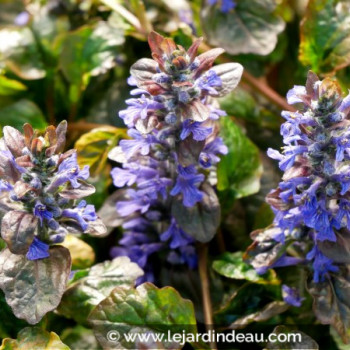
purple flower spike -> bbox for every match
[110,31,243,280]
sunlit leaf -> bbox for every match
[88,282,198,350]
[300,0,350,74]
[60,235,95,270]
[75,126,126,177]
[58,257,144,325]
[213,251,280,285]
[0,76,26,96]
[0,327,70,350]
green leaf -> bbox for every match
[0,100,47,130]
[214,282,281,326]
[75,126,126,177]
[201,0,285,56]
[0,246,71,325]
[0,27,46,80]
[88,283,198,350]
[0,76,26,96]
[217,118,262,198]
[60,235,95,270]
[57,257,144,325]
[300,0,350,75]
[60,325,101,350]
[59,22,124,88]
[218,88,259,123]
[229,301,288,329]
[265,325,319,350]
[213,251,280,285]
[0,327,70,350]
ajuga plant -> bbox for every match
[0,122,107,324]
[207,0,236,13]
[108,31,243,282]
[245,72,350,340]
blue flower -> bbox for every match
[26,237,50,260]
[48,153,90,190]
[119,95,164,127]
[62,200,97,231]
[33,201,53,226]
[306,246,339,283]
[282,285,304,307]
[119,129,158,159]
[116,189,152,216]
[208,0,236,13]
[196,70,222,95]
[160,218,194,249]
[199,137,228,168]
[0,180,13,193]
[170,166,204,207]
[180,120,213,141]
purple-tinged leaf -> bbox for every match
[0,246,71,324]
[308,267,350,343]
[3,126,25,158]
[1,211,37,254]
[55,120,67,154]
[23,123,34,148]
[181,99,211,122]
[210,63,243,97]
[176,137,205,167]
[266,325,319,349]
[85,218,108,237]
[172,183,220,242]
[13,181,32,199]
[194,48,225,78]
[59,182,95,199]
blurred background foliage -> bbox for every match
[1,0,350,349]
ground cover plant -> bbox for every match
[0,0,350,349]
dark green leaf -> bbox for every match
[217,118,262,198]
[88,282,198,350]
[300,0,350,74]
[59,22,124,87]
[201,0,285,55]
[0,327,70,350]
[0,246,71,324]
[57,257,144,325]
[213,251,280,285]
[0,100,46,130]
[229,301,288,329]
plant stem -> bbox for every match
[198,243,217,350]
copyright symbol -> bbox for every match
[107,330,120,342]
